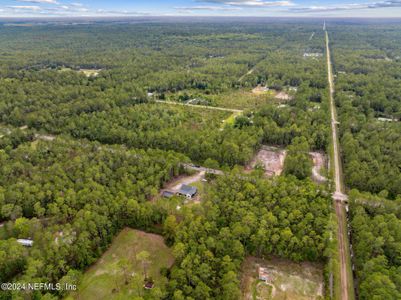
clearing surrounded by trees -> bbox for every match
[241,256,324,300]
[247,146,287,176]
[67,228,174,300]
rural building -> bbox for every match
[178,184,197,199]
[162,191,175,198]
[258,267,271,282]
[17,239,33,247]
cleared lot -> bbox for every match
[247,146,287,177]
[241,256,324,300]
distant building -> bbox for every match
[178,184,197,199]
[162,191,175,198]
[258,267,270,282]
[17,239,33,247]
[303,52,323,58]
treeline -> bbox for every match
[165,171,332,299]
[331,25,401,199]
[253,102,329,151]
[349,191,401,299]
[0,138,185,299]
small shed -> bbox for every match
[178,184,197,199]
[17,239,33,247]
[258,267,270,282]
[162,191,175,198]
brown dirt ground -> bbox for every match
[247,146,287,177]
[310,152,327,183]
[275,91,293,101]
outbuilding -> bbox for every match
[258,267,270,282]
[17,239,34,247]
[162,191,175,198]
[178,184,197,199]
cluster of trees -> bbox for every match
[349,192,401,299]
[252,102,329,151]
[165,171,332,299]
[0,138,185,299]
[0,20,342,299]
[283,137,313,180]
[0,127,34,150]
[331,25,401,199]
[59,104,262,167]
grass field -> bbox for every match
[241,256,324,300]
[67,228,174,300]
[210,89,275,110]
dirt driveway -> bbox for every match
[164,171,205,192]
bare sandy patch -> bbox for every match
[275,91,293,101]
[310,152,327,183]
[252,85,271,95]
[80,69,102,77]
[247,146,287,177]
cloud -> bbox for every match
[175,5,242,11]
[292,0,401,13]
[7,5,41,10]
[368,0,401,8]
[16,0,58,3]
[197,0,294,7]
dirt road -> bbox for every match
[165,171,205,192]
[325,29,354,300]
[155,100,243,113]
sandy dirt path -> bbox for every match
[155,100,242,113]
[165,171,205,192]
[326,29,354,300]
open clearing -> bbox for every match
[160,171,205,203]
[241,256,324,300]
[274,91,293,101]
[67,228,174,300]
[79,69,102,77]
[252,85,274,96]
[247,146,287,177]
[58,67,101,77]
[252,86,294,101]
[310,152,327,182]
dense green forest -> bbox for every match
[166,171,332,299]
[0,137,185,299]
[348,191,401,299]
[330,22,401,300]
[0,20,336,299]
[0,19,400,299]
[331,25,401,199]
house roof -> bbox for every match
[178,184,197,196]
[17,239,34,247]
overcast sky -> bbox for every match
[1,0,401,18]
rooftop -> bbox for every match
[178,184,197,197]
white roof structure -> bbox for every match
[17,239,33,247]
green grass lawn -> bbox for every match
[241,256,324,300]
[67,228,174,300]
